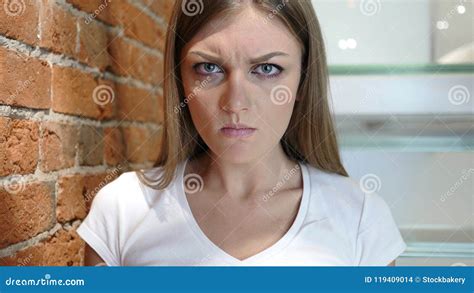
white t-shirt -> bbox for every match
[77,159,407,266]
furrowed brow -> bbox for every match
[188,51,289,64]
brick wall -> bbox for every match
[0,0,174,266]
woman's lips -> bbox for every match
[220,127,256,138]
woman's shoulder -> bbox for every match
[97,170,142,196]
[304,163,393,233]
[305,163,366,205]
[91,166,170,210]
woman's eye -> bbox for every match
[252,64,283,78]
[193,62,283,79]
[194,63,223,75]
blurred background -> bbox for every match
[312,0,473,265]
[0,0,472,266]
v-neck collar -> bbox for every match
[176,158,311,265]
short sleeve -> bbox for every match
[76,186,121,266]
[355,192,407,266]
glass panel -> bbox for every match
[313,0,474,67]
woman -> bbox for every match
[77,0,406,266]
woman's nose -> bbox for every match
[220,71,251,113]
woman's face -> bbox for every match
[180,7,302,164]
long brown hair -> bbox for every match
[137,0,348,190]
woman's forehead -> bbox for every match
[198,8,290,39]
[183,10,300,60]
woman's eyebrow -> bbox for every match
[188,51,289,64]
[250,51,289,63]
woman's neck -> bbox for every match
[187,144,301,202]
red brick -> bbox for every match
[57,173,104,221]
[107,32,133,77]
[107,33,164,85]
[121,126,147,164]
[0,117,39,176]
[57,174,92,222]
[119,2,165,51]
[116,84,158,122]
[51,66,115,119]
[0,226,84,266]
[0,182,54,249]
[39,122,78,172]
[0,47,51,109]
[40,0,78,57]
[78,17,110,70]
[104,127,124,166]
[122,126,162,164]
[0,0,40,45]
[66,0,121,26]
[65,0,103,13]
[57,172,118,213]
[67,0,167,52]
[144,0,175,23]
[78,125,103,166]
[133,48,164,85]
